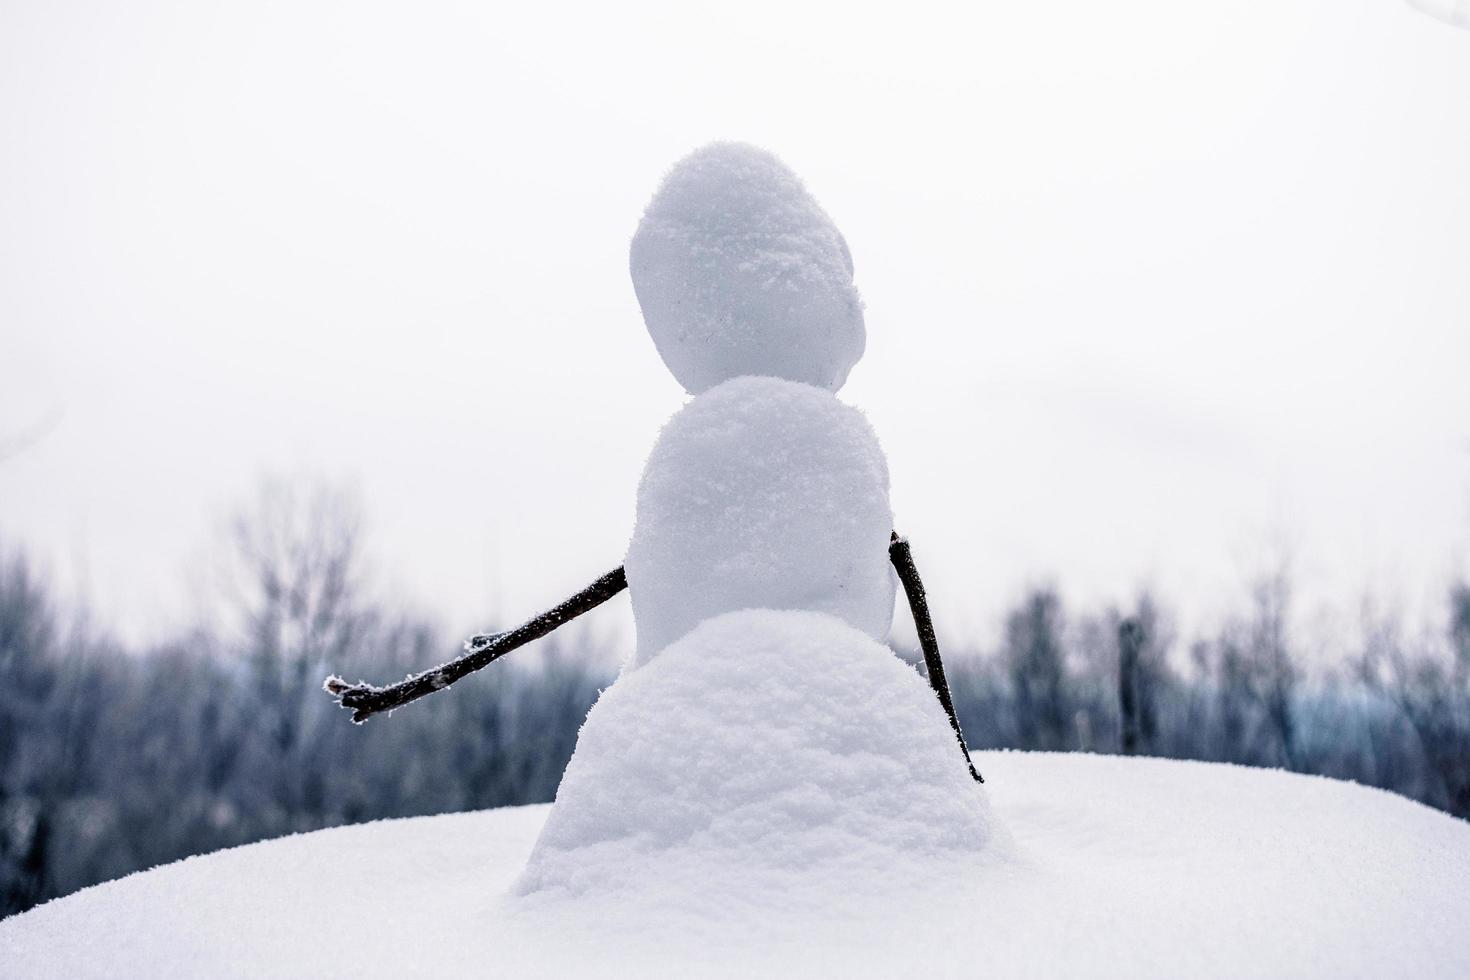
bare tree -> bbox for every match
[1248,569,1297,769]
[0,547,59,914]
[1450,583,1470,673]
[1003,588,1070,751]
[1113,594,1174,756]
[218,479,373,823]
[1360,589,1470,817]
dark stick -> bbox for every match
[323,566,628,723]
[324,532,984,780]
[889,533,984,784]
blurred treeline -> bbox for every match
[2,485,1468,918]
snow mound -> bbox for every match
[625,377,895,665]
[5,754,1470,978]
[517,609,994,903]
[630,142,866,395]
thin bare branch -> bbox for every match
[324,567,627,722]
[324,530,984,790]
[890,533,984,783]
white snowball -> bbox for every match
[516,609,995,902]
[624,376,895,666]
[630,142,866,395]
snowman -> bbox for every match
[325,142,995,894]
[515,143,995,897]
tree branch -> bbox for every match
[323,567,627,723]
[889,532,984,783]
[324,529,987,789]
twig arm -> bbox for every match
[325,532,983,776]
[889,533,983,783]
[324,566,628,723]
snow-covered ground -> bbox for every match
[4,752,1466,978]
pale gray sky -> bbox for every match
[2,0,1468,658]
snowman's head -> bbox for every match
[630,143,866,395]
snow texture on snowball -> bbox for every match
[630,142,866,395]
[624,375,895,666]
[516,609,994,902]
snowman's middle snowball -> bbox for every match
[625,375,896,668]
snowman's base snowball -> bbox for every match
[516,609,996,904]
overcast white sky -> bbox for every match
[2,0,1468,660]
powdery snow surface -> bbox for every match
[625,380,895,664]
[519,610,993,901]
[6,752,1469,979]
[629,142,866,395]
